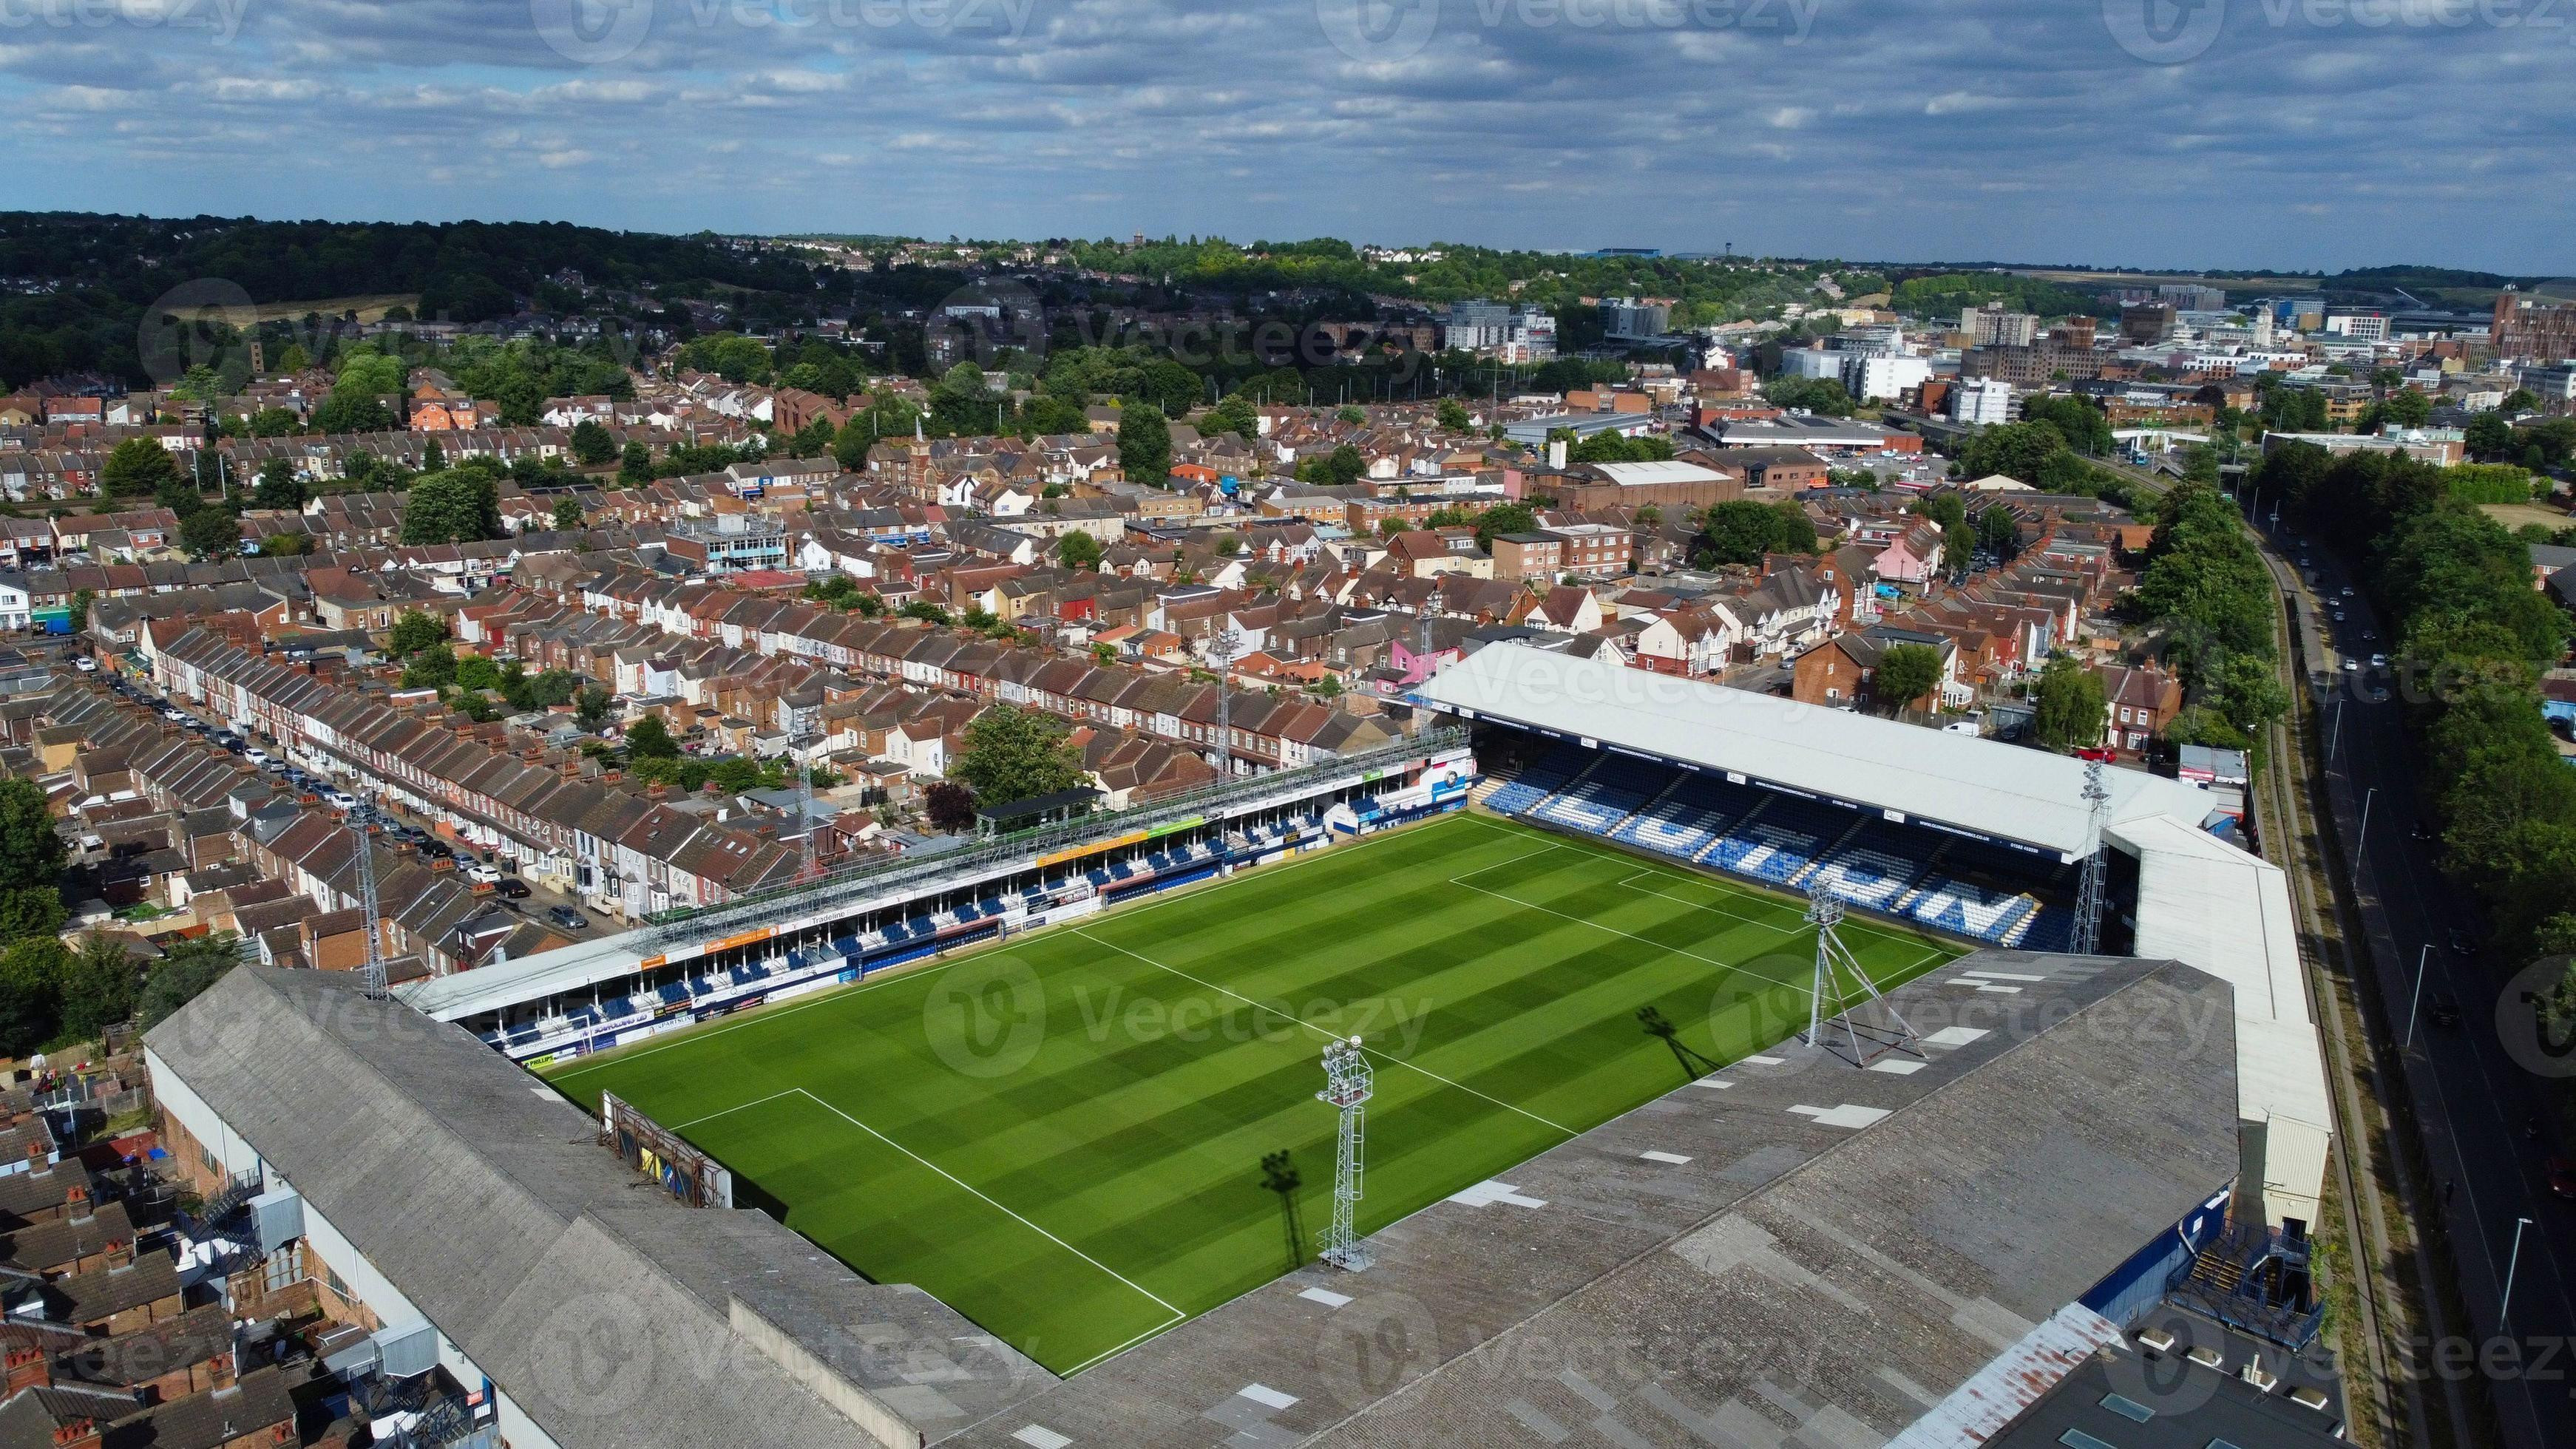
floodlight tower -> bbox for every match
[2072,760,2112,957]
[1316,1036,1374,1272]
[796,735,818,883]
[1210,622,1245,780]
[1801,888,1922,1067]
[350,798,386,1000]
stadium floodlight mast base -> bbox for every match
[2072,760,2111,957]
[1316,1036,1374,1272]
[1800,890,1922,1068]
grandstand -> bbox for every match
[1477,739,2082,950]
[402,732,1480,1062]
[1419,640,2331,1237]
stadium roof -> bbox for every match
[942,951,2241,1448]
[1419,641,2216,858]
[146,968,1052,1449]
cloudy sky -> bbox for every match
[3,0,2569,271]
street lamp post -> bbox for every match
[2504,1215,2535,1330]
[2356,785,2376,872]
[2404,943,2432,1048]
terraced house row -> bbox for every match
[149,628,804,919]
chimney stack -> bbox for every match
[4,1346,52,1394]
[48,1417,97,1449]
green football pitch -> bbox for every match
[543,811,1963,1374]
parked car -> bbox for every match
[2342,659,2359,673]
[2370,654,2388,668]
[72,656,95,672]
[547,906,589,931]
[495,878,530,900]
[466,863,503,885]
[324,791,358,811]
[243,749,271,767]
[2449,928,2475,956]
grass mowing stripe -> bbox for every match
[550,812,1966,1374]
[790,1087,1189,1320]
[1073,927,1582,1139]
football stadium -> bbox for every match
[371,641,2342,1446]
[542,811,1963,1374]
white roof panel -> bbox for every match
[1419,642,2214,858]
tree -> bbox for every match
[570,418,617,465]
[1118,404,1171,486]
[1872,644,1943,713]
[251,458,306,511]
[0,889,64,945]
[137,933,240,1031]
[2033,655,2108,752]
[949,706,1086,807]
[1057,531,1103,570]
[60,932,134,1042]
[0,778,65,903]
[387,610,450,656]
[625,713,679,759]
[551,498,584,530]
[620,441,653,484]
[1762,376,1855,415]
[573,685,612,733]
[180,506,239,560]
[102,438,181,500]
[1436,398,1473,432]
[0,937,66,1056]
[401,466,503,544]
[923,781,979,833]
[1201,393,1258,442]
[1976,504,2021,557]
[1696,500,1814,566]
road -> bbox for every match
[96,654,606,933]
[2259,513,2576,1449]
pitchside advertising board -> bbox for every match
[602,1090,734,1209]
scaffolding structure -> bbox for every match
[1800,889,1922,1068]
[1315,1036,1374,1272]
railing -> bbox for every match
[2164,1221,2325,1350]
[641,725,1467,946]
